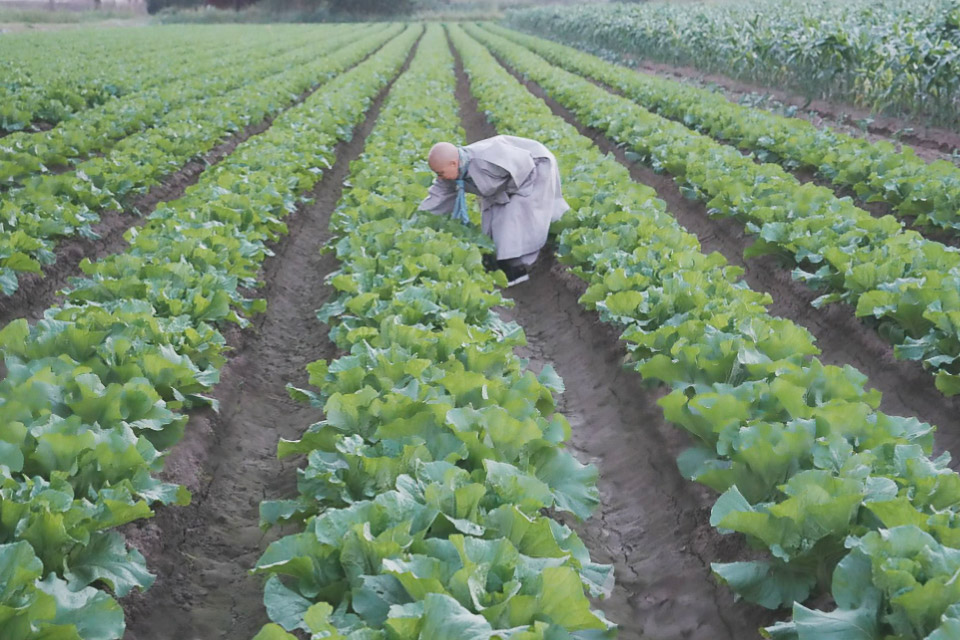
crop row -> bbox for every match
[0,25,291,133]
[0,27,420,640]
[250,24,614,640]
[456,22,960,639]
[0,24,401,297]
[505,0,960,128]
[489,24,960,235]
[473,24,960,399]
[0,25,352,187]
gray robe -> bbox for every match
[418,135,569,261]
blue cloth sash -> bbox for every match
[451,147,471,225]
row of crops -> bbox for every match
[0,25,421,638]
[482,23,960,401]
[251,25,614,638]
[0,23,399,295]
[0,24,340,133]
[5,13,960,640]
[457,22,960,639]
[505,0,960,127]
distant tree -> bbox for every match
[147,0,203,14]
[328,0,413,15]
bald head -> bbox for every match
[428,142,460,180]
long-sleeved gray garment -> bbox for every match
[418,135,570,261]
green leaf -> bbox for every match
[417,593,499,640]
[64,532,155,597]
[935,371,960,396]
[251,624,299,640]
[38,574,126,640]
[712,560,815,609]
[532,447,599,520]
[537,566,608,631]
[536,364,565,394]
[263,576,312,633]
[766,593,880,640]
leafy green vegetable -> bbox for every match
[457,22,960,639]
[475,23,960,397]
[490,23,960,236]
[253,24,614,639]
[0,24,423,639]
[0,25,400,295]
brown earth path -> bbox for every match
[450,30,775,640]
[119,35,420,640]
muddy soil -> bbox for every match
[120,40,418,640]
[488,51,960,465]
[0,36,395,328]
[450,34,777,639]
[499,257,776,639]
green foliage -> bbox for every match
[0,24,397,296]
[0,541,126,640]
[0,25,273,132]
[0,24,421,640]
[0,24,358,186]
[478,23,960,398]
[457,22,960,639]
[490,23,960,237]
[252,24,614,639]
[505,0,960,127]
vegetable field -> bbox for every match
[3,13,960,640]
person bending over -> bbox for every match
[419,135,569,286]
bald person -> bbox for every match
[419,135,569,286]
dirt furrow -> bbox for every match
[0,33,398,328]
[119,37,420,640]
[498,257,776,640]
[449,33,774,639]
[486,50,960,463]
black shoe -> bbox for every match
[482,253,498,272]
[497,261,530,287]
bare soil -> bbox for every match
[450,34,777,638]
[118,39,417,640]
[489,52,960,465]
[501,257,777,639]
